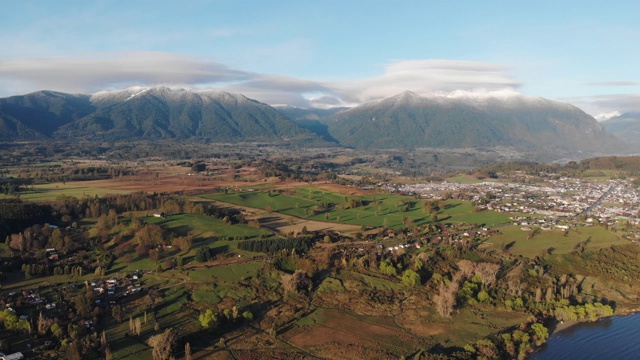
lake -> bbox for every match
[530,312,640,360]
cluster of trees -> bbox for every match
[198,305,254,330]
[463,322,549,360]
[21,263,84,278]
[7,223,72,254]
[553,302,614,321]
[195,246,215,262]
[203,204,246,224]
[46,192,210,221]
[0,309,31,334]
[0,199,53,240]
[237,236,317,254]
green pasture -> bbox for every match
[206,187,510,230]
[205,187,430,229]
[580,169,624,180]
[483,225,629,257]
[188,261,264,283]
[145,213,271,239]
[445,174,484,184]
[439,200,510,227]
[0,182,130,201]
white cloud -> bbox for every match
[562,94,640,121]
[0,53,521,107]
[333,59,521,103]
[594,111,622,122]
[0,52,252,95]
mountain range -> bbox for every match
[0,87,315,142]
[0,87,631,157]
[321,91,622,154]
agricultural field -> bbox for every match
[205,187,511,232]
[444,173,486,184]
[0,182,132,201]
[482,225,629,257]
[2,151,639,359]
[144,213,271,240]
[439,199,510,226]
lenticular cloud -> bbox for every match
[0,52,521,108]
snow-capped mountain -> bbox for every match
[0,87,627,158]
[0,87,316,142]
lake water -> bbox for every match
[530,312,640,360]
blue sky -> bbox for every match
[0,0,638,118]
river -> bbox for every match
[530,312,640,360]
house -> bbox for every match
[0,352,24,360]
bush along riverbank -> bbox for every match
[459,300,615,360]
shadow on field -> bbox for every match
[444,203,461,210]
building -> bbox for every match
[0,352,24,360]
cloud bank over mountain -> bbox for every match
[0,52,520,105]
[0,51,637,118]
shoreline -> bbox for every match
[548,306,640,336]
[530,310,640,359]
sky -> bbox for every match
[0,0,639,119]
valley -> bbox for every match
[0,141,639,359]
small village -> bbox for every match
[383,177,640,230]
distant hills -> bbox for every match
[322,91,622,154]
[601,113,640,151]
[0,87,628,158]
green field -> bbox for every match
[483,225,629,257]
[205,187,510,229]
[0,182,130,201]
[439,200,510,226]
[188,262,264,283]
[145,213,272,239]
[205,187,433,229]
[445,174,485,184]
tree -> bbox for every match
[37,312,47,335]
[242,311,254,321]
[147,328,177,360]
[379,259,397,276]
[199,309,217,329]
[401,269,420,287]
[185,342,192,360]
[281,270,311,294]
[477,290,490,303]
[530,323,549,346]
[112,305,123,322]
[50,323,64,338]
[191,163,206,172]
[101,330,108,350]
[433,281,458,318]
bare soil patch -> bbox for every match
[283,309,420,356]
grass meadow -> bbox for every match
[482,225,629,257]
[205,187,510,229]
[0,182,131,201]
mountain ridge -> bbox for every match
[323,91,622,154]
[0,87,319,143]
[601,112,640,151]
[0,87,628,158]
